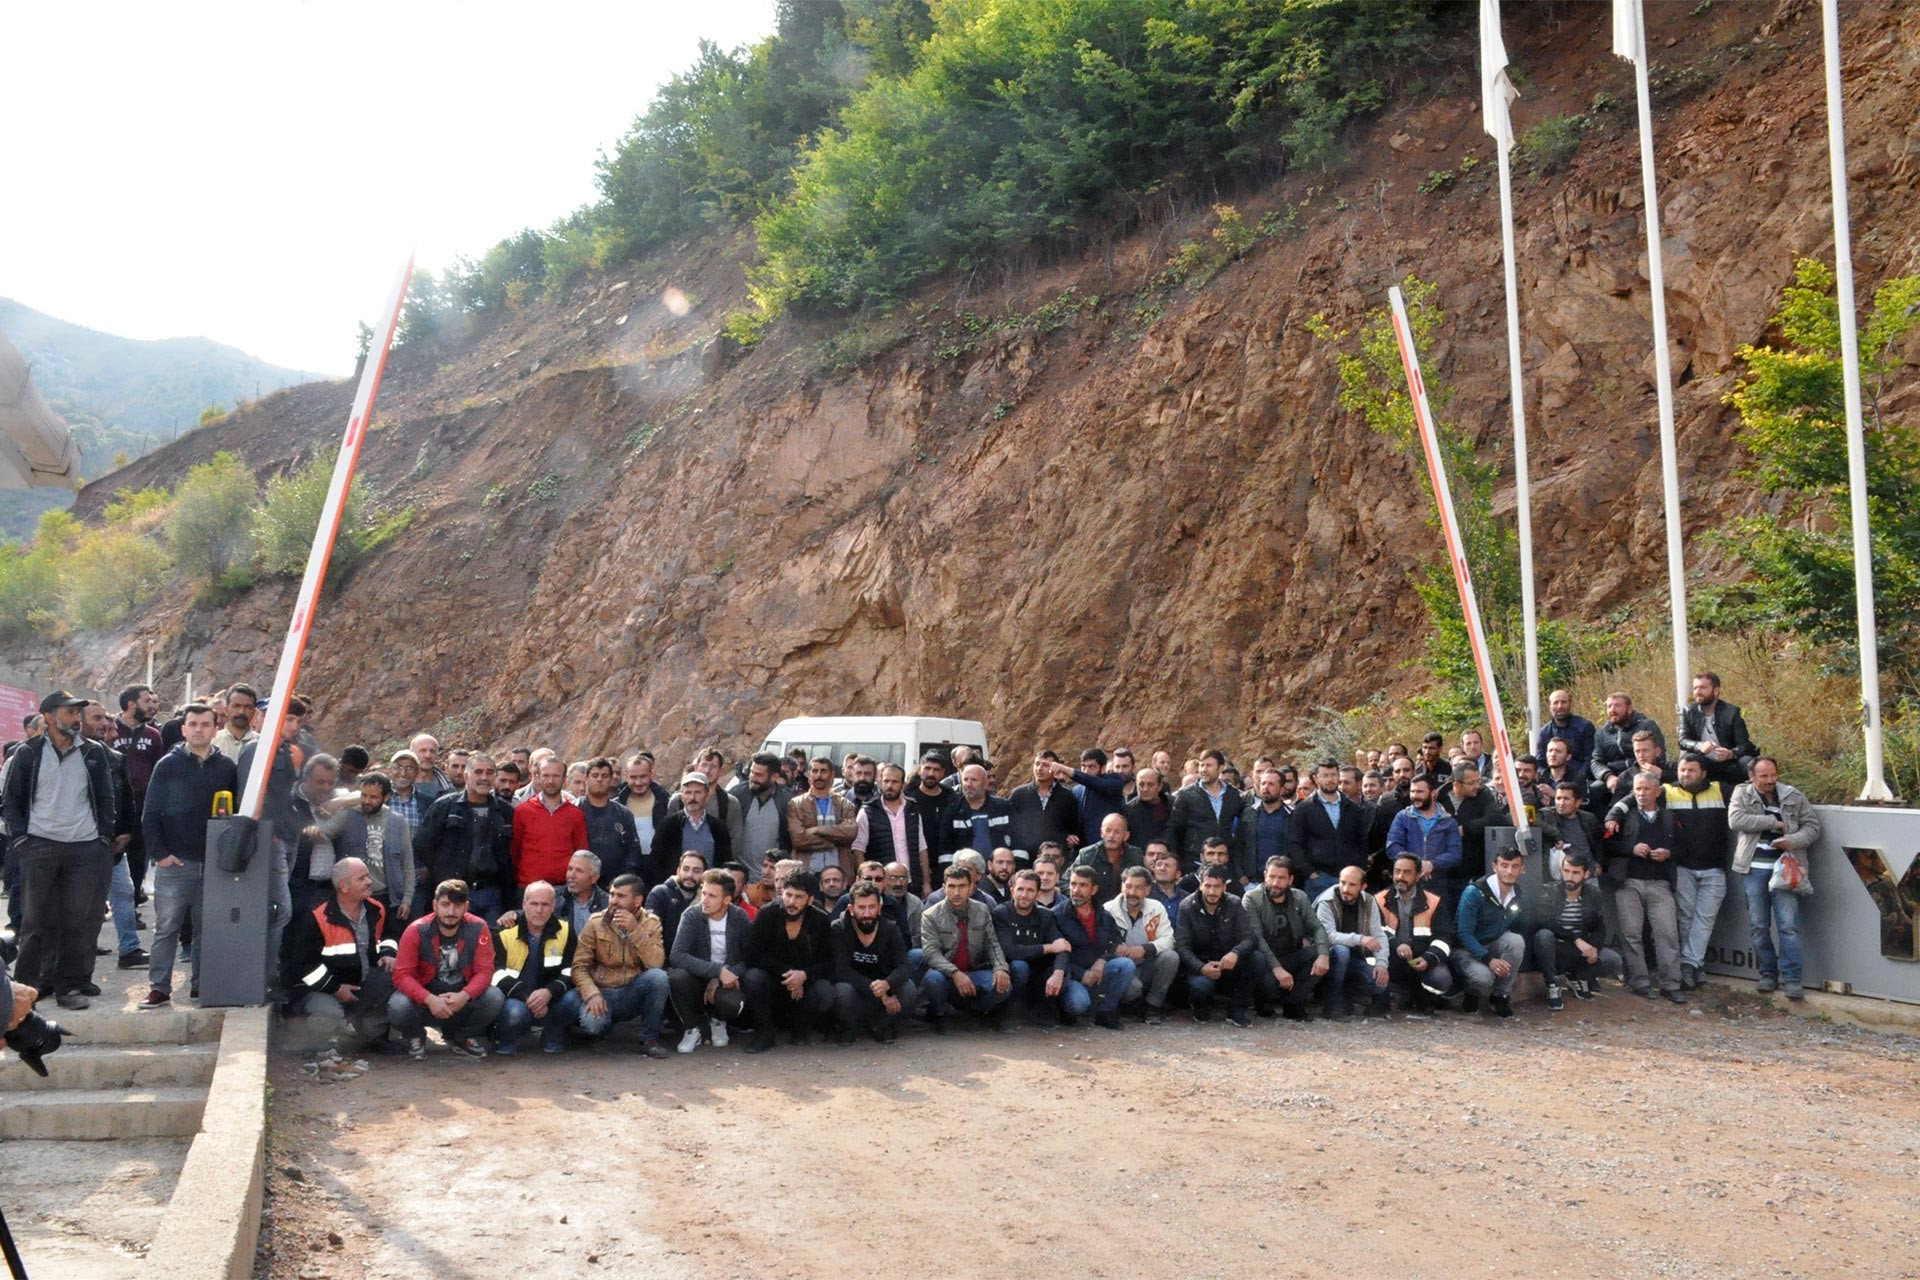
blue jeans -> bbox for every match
[110,856,141,956]
[494,994,569,1053]
[1675,867,1727,971]
[1304,872,1337,902]
[1323,943,1386,1011]
[1744,867,1802,984]
[1062,956,1136,1016]
[148,860,204,997]
[562,968,669,1041]
[921,967,1011,1015]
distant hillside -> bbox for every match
[0,298,314,537]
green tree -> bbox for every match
[63,528,170,631]
[167,450,258,580]
[1716,258,1920,679]
[252,447,367,577]
[1310,277,1571,728]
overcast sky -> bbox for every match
[2,1,777,376]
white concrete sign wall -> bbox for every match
[1705,804,1920,1004]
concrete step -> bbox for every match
[0,1086,207,1140]
[32,1002,224,1046]
[0,1041,219,1092]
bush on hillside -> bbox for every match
[167,451,257,581]
[63,528,170,631]
[252,447,370,578]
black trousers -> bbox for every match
[14,836,111,995]
[742,967,833,1031]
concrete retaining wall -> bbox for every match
[145,1006,269,1280]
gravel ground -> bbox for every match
[254,983,1920,1280]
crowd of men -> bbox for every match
[0,672,1820,1064]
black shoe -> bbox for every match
[118,949,149,969]
[1281,1005,1308,1022]
[1664,989,1686,1005]
[1057,1012,1078,1028]
[1094,1012,1121,1030]
[190,984,200,1000]
[924,1013,948,1036]
[1632,984,1655,1000]
[1680,964,1699,991]
[55,991,90,1010]
[1546,984,1565,1011]
[76,981,102,997]
[1190,1008,1213,1024]
[1142,1004,1165,1026]
[837,1027,857,1046]
[1225,1009,1251,1028]
[788,1027,810,1047]
[985,1006,1015,1034]
[447,1037,489,1059]
[95,946,113,957]
[1254,1003,1277,1019]
[640,1039,670,1059]
[743,1033,776,1055]
[1490,995,1513,1019]
[135,888,149,907]
[1569,977,1595,1001]
[1461,992,1480,1015]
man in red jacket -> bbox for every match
[512,758,587,895]
[388,880,503,1060]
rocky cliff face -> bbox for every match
[38,0,1920,762]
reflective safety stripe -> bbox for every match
[1428,939,1452,957]
[559,967,572,978]
[301,965,330,987]
[1413,926,1433,936]
[377,940,399,954]
[494,967,521,981]
[320,943,356,956]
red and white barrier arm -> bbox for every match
[1385,286,1531,833]
[239,259,412,821]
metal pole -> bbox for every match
[1624,2,1692,720]
[1496,141,1542,735]
[1821,0,1892,801]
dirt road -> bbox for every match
[255,987,1919,1280]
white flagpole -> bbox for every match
[239,259,412,820]
[1388,286,1530,833]
[1615,0,1691,720]
[1482,0,1541,734]
[1821,0,1892,801]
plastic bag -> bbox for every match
[1769,851,1813,896]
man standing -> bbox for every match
[1288,760,1369,901]
[559,873,671,1057]
[1165,750,1246,873]
[1104,865,1179,1023]
[388,880,503,1060]
[742,870,837,1052]
[1386,775,1464,905]
[1052,865,1135,1029]
[1666,754,1731,991]
[736,752,794,885]
[512,758,588,898]
[282,858,398,1053]
[1679,672,1759,793]
[415,752,515,924]
[313,772,415,940]
[210,683,259,762]
[938,763,1016,877]
[919,865,1013,1031]
[1534,687,1597,766]
[1454,847,1530,1017]
[788,758,860,878]
[668,868,752,1052]
[1007,752,1080,865]
[1729,758,1821,1000]
[852,762,918,896]
[613,753,670,872]
[578,757,642,885]
[1242,855,1330,1020]
[1590,692,1664,811]
[1122,768,1172,851]
[830,881,916,1044]
[408,734,450,803]
[138,703,238,1009]
[1604,772,1685,1004]
[1442,766,1508,893]
[1539,781,1604,881]
[1175,864,1254,1025]
[489,879,575,1055]
[108,684,165,912]
[653,773,731,887]
[1062,748,1126,849]
[79,700,142,973]
[2,692,116,1011]
[1313,865,1391,1021]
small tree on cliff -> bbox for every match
[1712,258,1920,683]
[1308,277,1571,729]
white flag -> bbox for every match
[1613,0,1645,66]
[1480,0,1517,150]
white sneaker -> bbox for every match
[709,1021,729,1048]
[677,1028,703,1054]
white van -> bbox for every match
[757,716,990,773]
